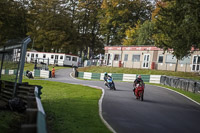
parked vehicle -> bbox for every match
[134,82,145,101]
[26,51,81,67]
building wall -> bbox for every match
[104,46,200,72]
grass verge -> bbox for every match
[0,111,24,133]
[23,79,111,133]
[78,66,200,81]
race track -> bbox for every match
[47,68,200,133]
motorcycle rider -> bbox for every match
[104,72,116,90]
[133,75,144,93]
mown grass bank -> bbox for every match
[24,79,111,133]
[0,111,24,133]
[78,66,200,81]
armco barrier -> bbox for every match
[123,74,136,82]
[160,75,200,93]
[77,72,161,83]
[34,69,50,78]
[21,86,47,133]
[77,72,200,93]
[150,75,161,84]
[2,69,50,79]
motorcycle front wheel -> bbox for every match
[139,91,144,101]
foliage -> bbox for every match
[153,0,200,60]
[0,0,28,45]
[99,0,153,45]
[0,111,24,133]
[123,20,155,46]
[24,79,111,133]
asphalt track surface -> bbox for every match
[47,68,200,133]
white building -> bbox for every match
[26,51,80,67]
[104,46,200,72]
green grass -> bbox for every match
[147,83,200,103]
[0,111,24,133]
[78,66,200,81]
[1,74,16,82]
[23,79,111,133]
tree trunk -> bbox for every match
[175,59,178,72]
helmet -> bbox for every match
[138,75,141,78]
[104,72,108,76]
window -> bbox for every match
[132,55,140,62]
[72,57,77,61]
[66,56,71,61]
[27,53,29,57]
[43,54,46,58]
[31,54,34,58]
[165,55,176,64]
[124,54,128,61]
[36,54,38,58]
[60,55,63,59]
[114,54,120,61]
[192,55,200,71]
[51,55,54,59]
[158,55,163,63]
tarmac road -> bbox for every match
[47,68,200,133]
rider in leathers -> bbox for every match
[133,75,143,93]
[104,72,116,90]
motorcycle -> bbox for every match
[134,82,145,101]
[26,70,34,79]
[105,77,116,90]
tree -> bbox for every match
[99,0,153,46]
[27,0,71,52]
[0,0,28,45]
[123,20,155,46]
[153,0,200,60]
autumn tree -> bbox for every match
[123,20,155,46]
[99,0,153,46]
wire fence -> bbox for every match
[0,48,21,82]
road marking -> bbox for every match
[70,72,80,80]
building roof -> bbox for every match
[104,45,164,51]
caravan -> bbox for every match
[26,51,81,67]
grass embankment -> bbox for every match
[24,79,111,133]
[0,111,24,133]
[78,66,200,81]
[0,64,70,133]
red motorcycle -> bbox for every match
[134,82,145,101]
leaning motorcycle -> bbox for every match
[134,82,145,101]
[106,77,116,90]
